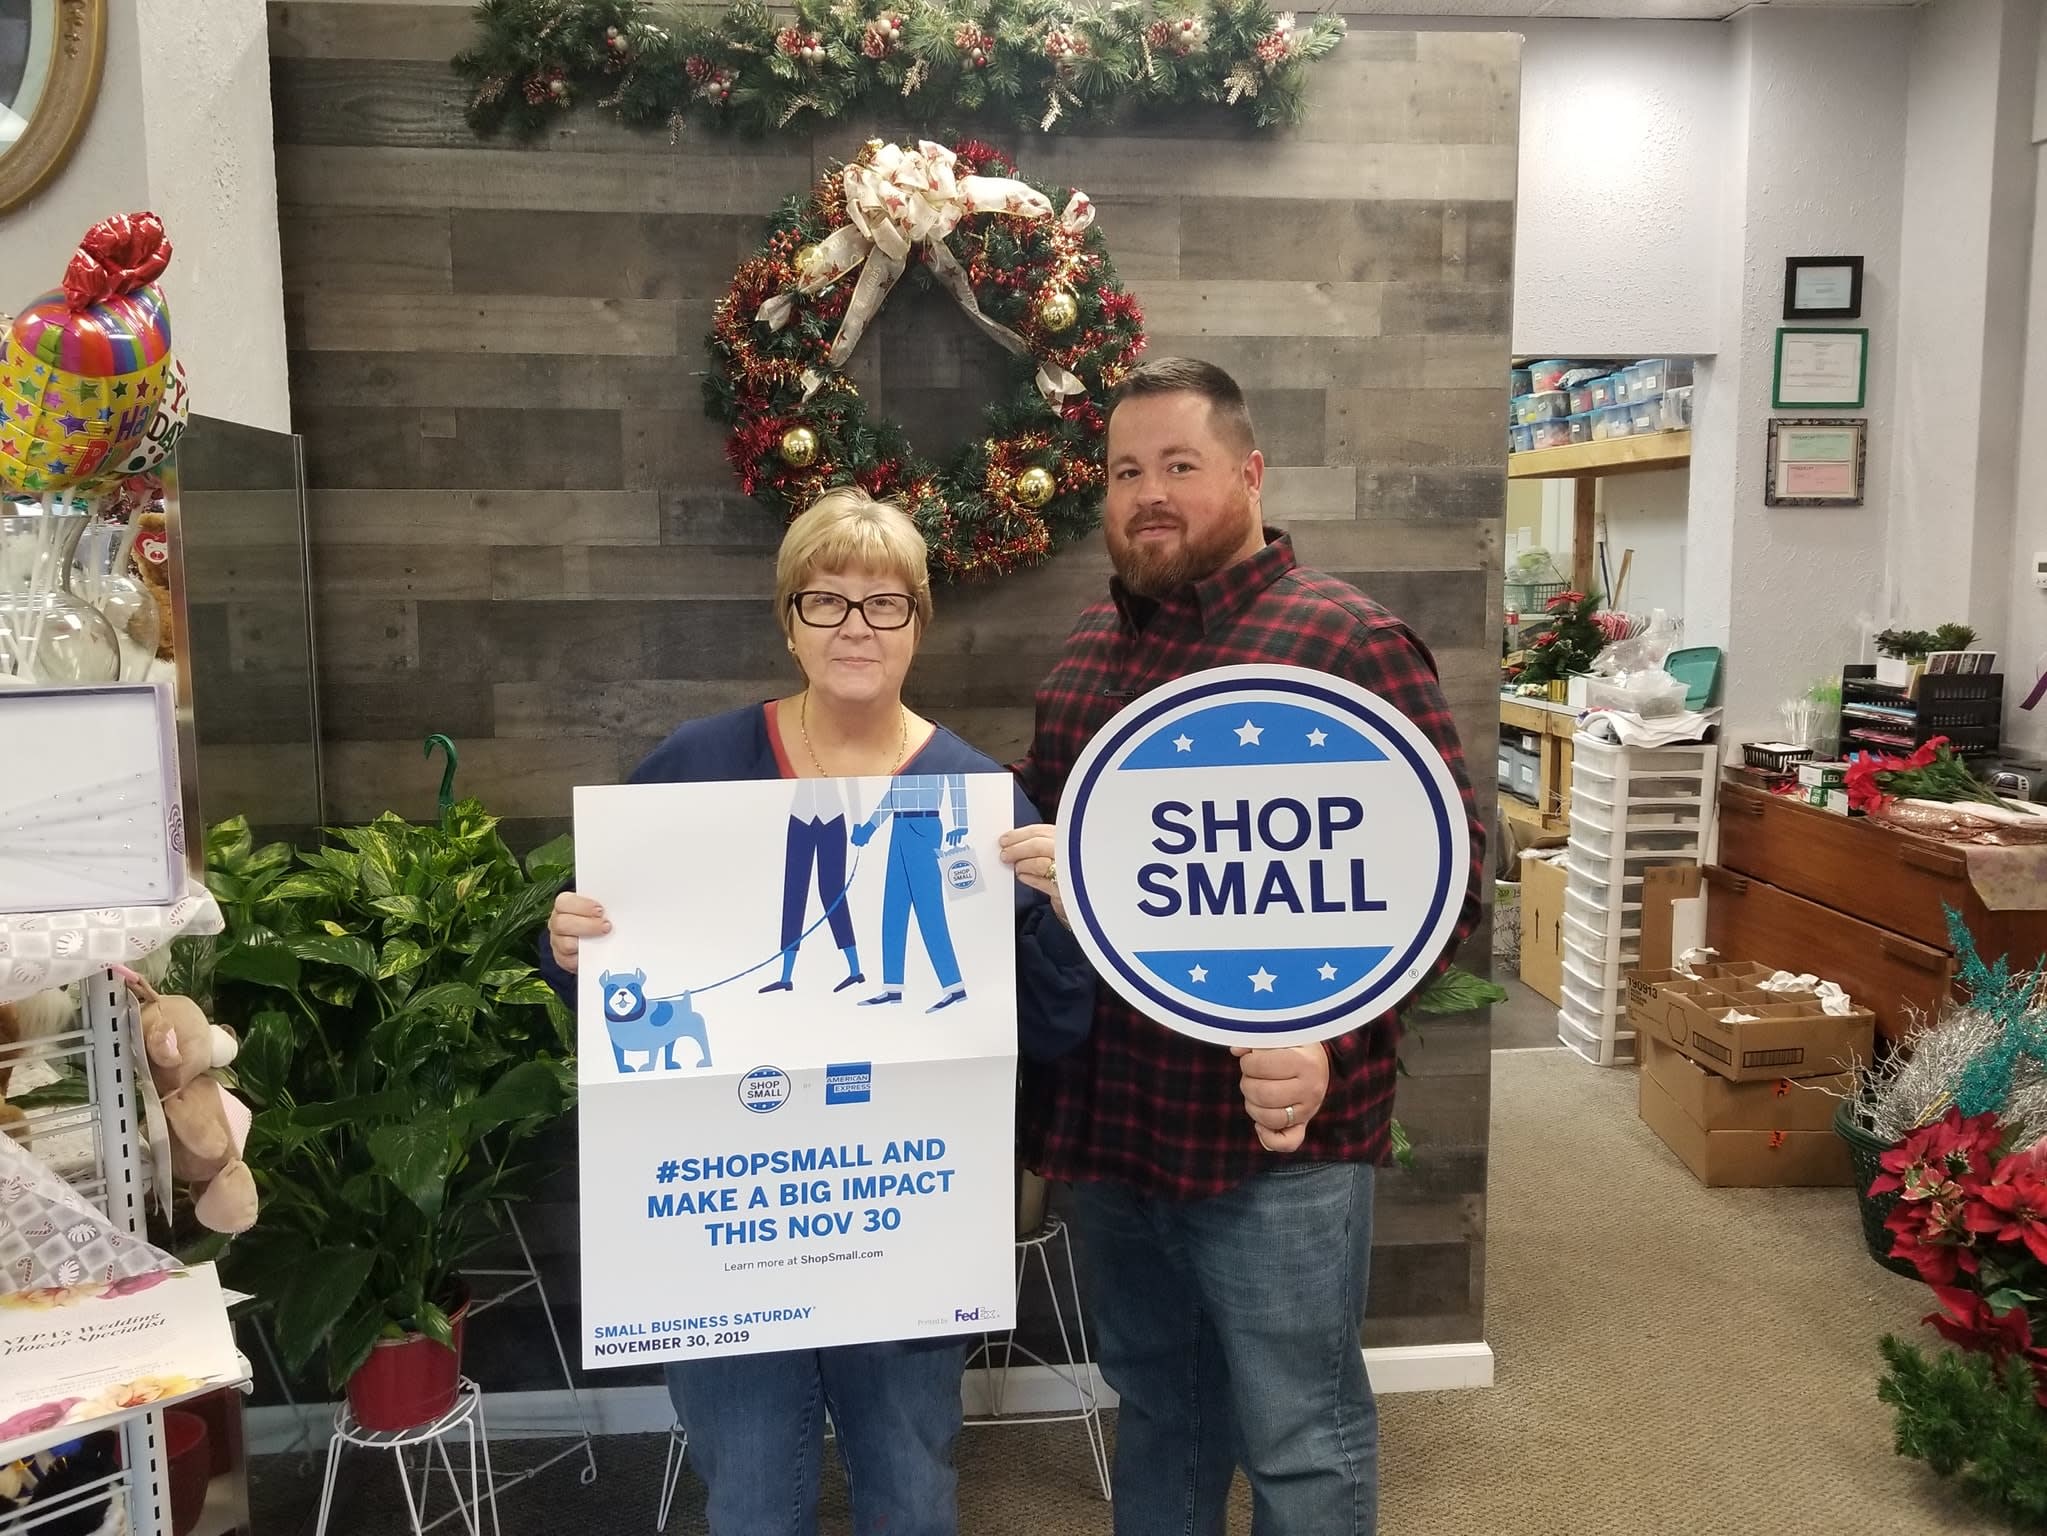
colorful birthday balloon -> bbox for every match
[107,353,190,479]
[0,213,175,496]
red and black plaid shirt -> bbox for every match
[1011,530,1484,1200]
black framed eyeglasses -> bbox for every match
[788,590,917,630]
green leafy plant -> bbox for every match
[1506,589,1608,687]
[198,803,576,1391]
[1389,966,1508,1168]
[1413,965,1509,1016]
[1879,1338,2047,1526]
[1875,628,1936,662]
[1932,622,1980,654]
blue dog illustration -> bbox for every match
[600,969,711,1072]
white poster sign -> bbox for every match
[1058,665,1469,1048]
[572,773,1019,1367]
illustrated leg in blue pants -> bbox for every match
[860,815,966,1013]
[760,814,863,993]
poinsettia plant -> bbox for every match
[1845,737,2007,814]
[1505,589,1607,687]
[1871,1106,2047,1522]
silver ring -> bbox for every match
[1283,1104,1297,1128]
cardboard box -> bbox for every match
[1638,1062,1855,1186]
[1666,994,1875,1084]
[1640,1035,1847,1132]
[1519,851,1567,1006]
[1639,865,1703,975]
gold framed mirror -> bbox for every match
[0,0,105,213]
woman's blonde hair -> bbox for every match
[774,487,934,635]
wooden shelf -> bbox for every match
[1508,430,1691,480]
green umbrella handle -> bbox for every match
[424,733,459,815]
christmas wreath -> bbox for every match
[704,138,1146,581]
[456,0,1347,139]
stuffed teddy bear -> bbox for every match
[131,505,176,663]
[123,975,257,1235]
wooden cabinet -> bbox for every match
[1707,783,2047,1042]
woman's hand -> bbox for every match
[548,892,610,975]
[999,823,1068,927]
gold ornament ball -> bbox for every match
[779,426,820,467]
[795,243,824,276]
[1038,289,1080,332]
[1015,466,1057,507]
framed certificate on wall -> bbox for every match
[1765,418,1867,508]
[1783,256,1864,320]
[1773,328,1868,409]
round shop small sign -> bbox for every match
[738,1065,791,1114]
[1058,665,1469,1048]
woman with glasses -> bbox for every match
[541,486,1095,1536]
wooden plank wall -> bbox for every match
[256,0,1515,1378]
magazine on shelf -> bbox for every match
[0,1263,244,1461]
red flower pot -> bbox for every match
[187,1385,242,1478]
[345,1290,471,1432]
[164,1409,210,1536]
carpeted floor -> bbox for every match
[252,1048,1988,1534]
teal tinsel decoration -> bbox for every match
[1943,904,2047,1115]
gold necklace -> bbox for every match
[799,691,908,776]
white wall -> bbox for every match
[0,0,288,434]
[1597,470,1687,623]
[1712,6,1914,738]
[135,0,291,433]
[1508,20,1728,358]
[1886,0,2037,648]
[2001,17,2047,757]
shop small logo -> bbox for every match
[825,1062,872,1106]
[738,1065,791,1114]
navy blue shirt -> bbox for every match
[539,702,1094,1062]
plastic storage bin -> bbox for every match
[1628,395,1663,434]
[1568,384,1596,416]
[1593,404,1633,441]
[1509,423,1534,454]
[1584,375,1618,410]
[1627,357,1694,396]
[1661,385,1693,429]
[1568,413,1593,444]
[1515,390,1569,424]
[1533,418,1571,450]
[1510,367,1532,397]
[1612,371,1632,404]
[1527,360,1573,394]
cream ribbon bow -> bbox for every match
[757,139,1089,406]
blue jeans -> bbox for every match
[879,813,961,990]
[666,1338,965,1535]
[1067,1164,1378,1536]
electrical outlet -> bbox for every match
[2035,552,2047,589]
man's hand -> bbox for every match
[945,827,968,849]
[851,819,875,847]
[999,823,1068,927]
[547,892,609,975]
[1232,1043,1330,1154]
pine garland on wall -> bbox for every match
[455,0,1347,139]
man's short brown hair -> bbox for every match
[1107,356,1257,457]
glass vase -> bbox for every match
[0,501,122,686]
[72,516,163,680]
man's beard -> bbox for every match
[1108,501,1258,599]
